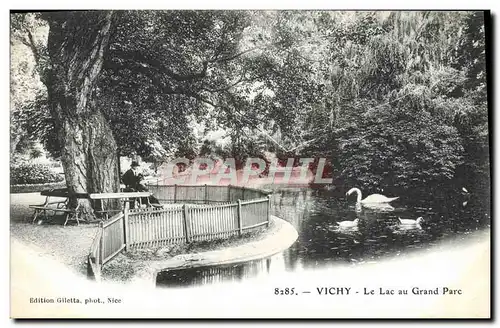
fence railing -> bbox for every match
[87,185,272,280]
[147,184,270,204]
[127,197,269,248]
[102,212,126,263]
[87,212,127,281]
[87,227,102,280]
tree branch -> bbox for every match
[110,47,208,82]
[210,39,286,64]
[184,92,290,152]
[200,71,247,93]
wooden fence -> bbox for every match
[87,211,127,281]
[87,185,271,280]
[87,227,102,280]
[147,184,269,204]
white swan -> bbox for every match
[336,218,359,228]
[361,202,395,212]
[398,217,424,226]
[346,188,399,204]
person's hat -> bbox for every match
[131,161,140,167]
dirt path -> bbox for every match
[10,192,98,276]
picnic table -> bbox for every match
[30,188,158,226]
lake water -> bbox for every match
[156,187,491,288]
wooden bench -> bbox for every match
[30,197,81,226]
[30,189,93,226]
[30,190,160,225]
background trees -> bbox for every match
[11,10,489,207]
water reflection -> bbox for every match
[156,253,288,288]
[156,187,490,288]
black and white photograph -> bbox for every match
[9,9,491,319]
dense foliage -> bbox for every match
[336,98,464,192]
[11,11,489,195]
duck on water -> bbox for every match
[398,217,424,226]
[335,218,359,228]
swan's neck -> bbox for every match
[352,188,362,202]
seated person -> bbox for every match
[122,161,147,191]
[122,161,160,207]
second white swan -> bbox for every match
[336,218,359,228]
[398,217,424,226]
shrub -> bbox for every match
[10,163,64,185]
[336,98,464,193]
[10,181,66,194]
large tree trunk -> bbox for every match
[10,128,21,157]
[44,11,120,219]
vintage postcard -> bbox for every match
[9,9,491,319]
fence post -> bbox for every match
[205,184,208,204]
[237,199,243,235]
[183,204,191,243]
[124,201,130,251]
[267,195,271,227]
[174,184,177,203]
[228,184,231,202]
[99,222,104,266]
